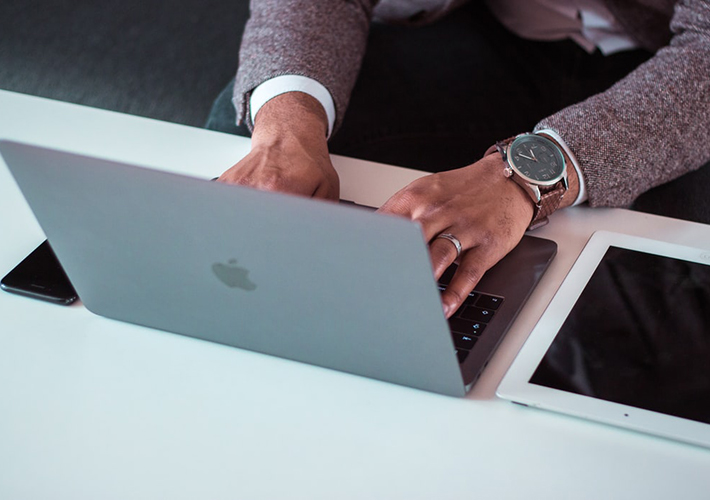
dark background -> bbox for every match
[0,0,248,127]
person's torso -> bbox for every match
[373,0,675,52]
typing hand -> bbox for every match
[377,153,535,318]
[218,92,339,200]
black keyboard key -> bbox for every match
[448,318,486,336]
[476,294,503,310]
[453,333,477,350]
[470,322,486,334]
[460,306,495,323]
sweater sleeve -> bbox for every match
[233,0,377,133]
[536,0,710,208]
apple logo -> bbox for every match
[211,259,257,291]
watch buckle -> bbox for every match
[528,217,550,231]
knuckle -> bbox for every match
[382,189,419,215]
[407,175,444,199]
[477,227,495,246]
[259,170,287,191]
[384,174,452,219]
[398,186,426,207]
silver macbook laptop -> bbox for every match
[0,139,556,397]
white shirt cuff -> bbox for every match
[250,75,336,138]
[535,128,588,206]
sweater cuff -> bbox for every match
[534,128,588,206]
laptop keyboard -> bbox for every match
[436,282,504,364]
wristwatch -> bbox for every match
[495,132,569,230]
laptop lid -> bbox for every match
[1,139,555,397]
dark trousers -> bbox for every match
[205,1,710,224]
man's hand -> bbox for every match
[378,152,579,318]
[218,92,340,200]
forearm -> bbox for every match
[234,0,377,134]
[536,0,710,208]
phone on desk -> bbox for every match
[1,240,78,305]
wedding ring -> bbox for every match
[436,233,463,258]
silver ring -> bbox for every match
[436,233,463,258]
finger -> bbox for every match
[377,189,415,217]
[378,176,444,220]
[429,234,460,280]
[215,167,242,184]
[440,250,495,318]
[312,176,340,201]
[380,196,456,252]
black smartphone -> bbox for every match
[1,240,78,305]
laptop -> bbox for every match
[498,230,710,447]
[0,139,556,397]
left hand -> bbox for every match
[377,153,535,318]
[217,92,339,200]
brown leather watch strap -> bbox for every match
[530,180,566,229]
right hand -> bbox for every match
[217,92,340,200]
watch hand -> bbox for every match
[529,148,538,161]
[518,152,534,161]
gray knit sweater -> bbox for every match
[233,0,710,208]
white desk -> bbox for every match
[1,90,709,499]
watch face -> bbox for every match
[508,135,565,185]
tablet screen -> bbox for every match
[530,246,710,424]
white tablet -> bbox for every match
[497,230,710,448]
